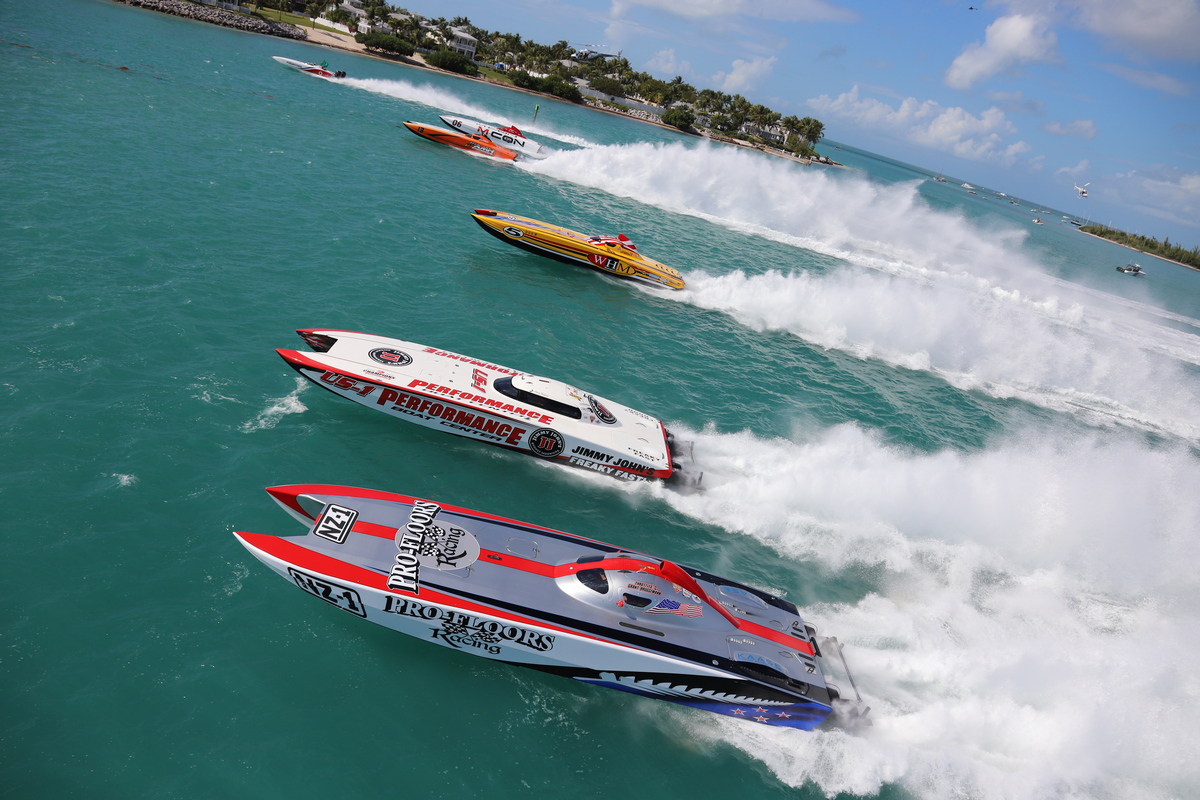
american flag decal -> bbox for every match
[645,598,702,617]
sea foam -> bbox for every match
[651,423,1200,799]
[521,142,1200,443]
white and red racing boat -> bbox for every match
[272,55,345,79]
[277,329,692,483]
[235,484,868,730]
[439,114,551,159]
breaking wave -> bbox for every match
[520,142,1200,443]
[648,422,1200,799]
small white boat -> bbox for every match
[1032,218,1043,224]
[272,56,345,79]
[439,115,550,159]
[1116,263,1146,275]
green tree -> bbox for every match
[588,76,625,97]
[425,49,478,75]
[661,107,695,130]
[797,116,824,146]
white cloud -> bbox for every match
[1041,119,1097,138]
[713,56,778,93]
[944,14,1060,90]
[808,85,1030,165]
[1112,167,1200,229]
[1065,0,1200,62]
[1055,159,1090,177]
[1100,64,1191,96]
[645,48,694,78]
[610,0,856,23]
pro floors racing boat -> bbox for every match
[235,484,868,730]
[470,209,686,290]
[439,115,550,159]
[277,329,693,483]
[272,56,345,79]
[401,121,518,161]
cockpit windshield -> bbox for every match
[494,376,582,419]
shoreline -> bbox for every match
[1077,229,1200,273]
[114,0,838,167]
[309,30,839,166]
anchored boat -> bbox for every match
[470,209,686,290]
[401,121,518,161]
[277,329,694,483]
[235,484,868,730]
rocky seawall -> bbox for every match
[115,0,307,40]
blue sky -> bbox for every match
[407,0,1200,245]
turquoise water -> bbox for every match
[4,1,1200,798]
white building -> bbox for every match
[446,27,477,59]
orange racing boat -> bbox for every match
[401,121,518,161]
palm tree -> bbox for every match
[797,116,824,146]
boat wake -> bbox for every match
[520,142,1200,444]
[240,376,308,432]
[644,423,1200,799]
[338,77,592,147]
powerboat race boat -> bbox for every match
[272,56,345,79]
[234,484,869,730]
[470,209,686,290]
[1116,263,1146,275]
[401,121,518,161]
[438,115,551,159]
[277,329,696,484]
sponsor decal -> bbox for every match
[362,368,395,381]
[383,596,555,654]
[527,428,565,458]
[372,387,531,444]
[645,598,703,618]
[472,368,489,391]
[387,502,482,594]
[735,651,788,676]
[419,349,519,376]
[319,371,376,398]
[311,503,358,544]
[567,455,652,481]
[369,348,413,367]
[502,226,524,238]
[287,568,367,617]
[587,395,616,424]
[571,445,611,462]
[626,580,663,597]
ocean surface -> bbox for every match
[4,1,1200,798]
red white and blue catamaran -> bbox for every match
[236,484,868,730]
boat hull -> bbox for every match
[402,121,518,161]
[235,484,847,729]
[277,329,677,482]
[439,115,550,158]
[272,55,342,78]
[470,210,685,290]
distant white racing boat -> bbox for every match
[439,115,551,159]
[272,56,345,79]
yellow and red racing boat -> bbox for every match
[470,209,686,290]
[401,121,518,161]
